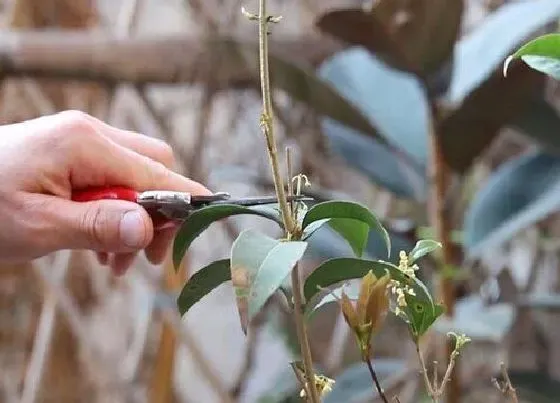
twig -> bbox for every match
[492,363,519,403]
[290,264,320,403]
[365,357,389,403]
[415,341,435,398]
[253,2,319,400]
[256,0,295,235]
[428,104,460,403]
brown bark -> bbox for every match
[429,105,461,403]
[0,31,342,87]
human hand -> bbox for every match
[0,110,211,274]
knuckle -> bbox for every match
[142,135,175,167]
[79,204,113,248]
[146,157,171,184]
[59,110,96,135]
[157,142,175,167]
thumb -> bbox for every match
[54,198,154,253]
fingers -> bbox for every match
[78,113,177,169]
[38,110,211,196]
[145,226,176,264]
[45,196,154,253]
[109,252,137,276]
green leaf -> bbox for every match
[440,0,560,172]
[176,259,230,316]
[315,9,414,73]
[303,218,370,257]
[512,97,560,154]
[447,0,560,104]
[304,281,360,320]
[505,33,560,80]
[301,201,390,257]
[249,241,307,318]
[303,258,432,312]
[406,298,446,339]
[328,219,369,257]
[213,38,391,147]
[306,221,414,265]
[408,239,442,264]
[463,151,560,258]
[231,230,307,333]
[315,0,464,77]
[318,49,428,201]
[172,204,281,269]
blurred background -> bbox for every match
[2,0,560,402]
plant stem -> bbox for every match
[364,356,389,403]
[256,1,319,401]
[257,0,295,235]
[291,265,321,403]
[415,341,435,399]
[428,105,460,403]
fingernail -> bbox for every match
[119,210,146,248]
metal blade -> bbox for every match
[206,195,313,207]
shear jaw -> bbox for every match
[136,190,232,220]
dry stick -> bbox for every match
[428,109,460,403]
[493,363,519,403]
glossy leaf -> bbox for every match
[440,58,544,172]
[305,224,414,265]
[315,0,464,78]
[374,0,463,78]
[512,97,560,154]
[405,297,445,339]
[440,0,560,172]
[328,219,370,257]
[505,33,560,80]
[318,48,428,200]
[249,241,307,318]
[231,230,279,333]
[463,151,560,258]
[176,259,230,316]
[433,295,515,342]
[305,281,360,320]
[320,119,427,200]
[409,239,442,264]
[315,9,413,73]
[172,204,281,269]
[301,200,391,257]
[213,38,390,146]
[230,230,307,333]
[447,0,560,104]
[303,258,433,313]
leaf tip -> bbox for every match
[503,55,514,78]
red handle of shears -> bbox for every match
[71,186,140,203]
[71,186,175,231]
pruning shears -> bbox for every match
[71,186,312,230]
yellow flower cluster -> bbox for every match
[299,374,335,399]
[389,251,418,316]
